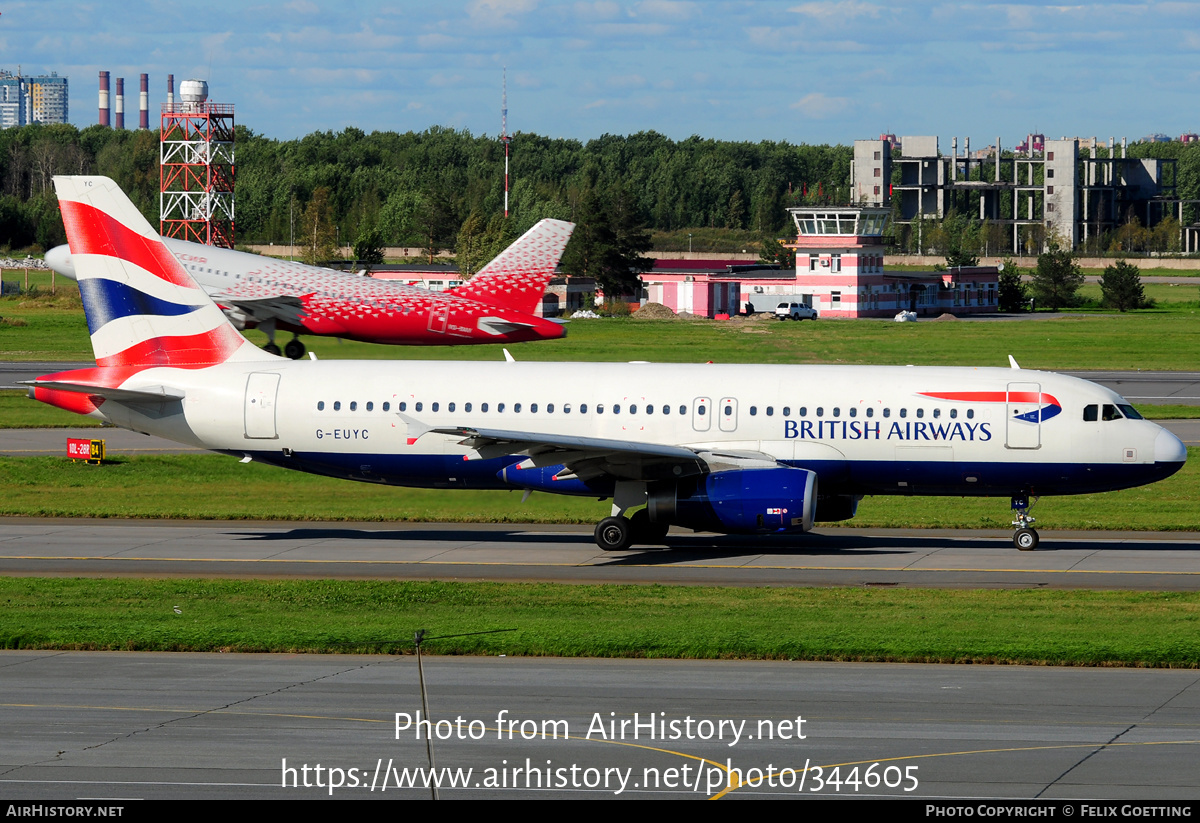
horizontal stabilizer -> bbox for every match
[22,379,184,403]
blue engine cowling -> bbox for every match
[648,467,818,534]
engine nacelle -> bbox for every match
[648,466,817,534]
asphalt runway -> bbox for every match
[2,651,1198,800]
[3,519,1200,590]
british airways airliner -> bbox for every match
[44,218,573,359]
[29,177,1187,552]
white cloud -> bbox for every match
[790,92,850,118]
[789,1,883,20]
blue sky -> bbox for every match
[6,1,1199,146]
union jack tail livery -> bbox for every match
[449,219,574,314]
[29,177,273,417]
[54,176,274,370]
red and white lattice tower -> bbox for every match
[502,67,511,218]
[159,79,235,247]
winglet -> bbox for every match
[1008,355,1020,370]
[503,348,515,363]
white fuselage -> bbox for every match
[90,359,1185,501]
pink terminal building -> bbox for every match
[641,206,999,319]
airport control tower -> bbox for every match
[159,79,235,247]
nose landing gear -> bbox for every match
[1011,494,1039,551]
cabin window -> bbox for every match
[547,404,554,413]
[514,403,522,413]
[949,408,957,419]
[915,408,923,419]
[696,405,704,416]
[447,402,455,412]
[398,402,406,412]
[581,404,588,413]
[464,402,472,412]
[498,402,505,412]
[415,402,423,411]
[613,404,621,414]
[816,407,824,417]
[431,402,438,412]
[966,409,974,419]
[530,403,538,413]
[932,408,940,419]
[481,403,489,412]
[832,407,840,418]
[900,408,907,418]
[366,402,374,412]
[766,407,774,417]
[629,405,637,414]
[679,405,687,415]
[866,408,874,418]
[334,401,341,411]
[596,404,604,414]
[564,404,571,414]
[748,406,756,416]
[848,407,856,418]
[645,405,653,415]
[383,402,390,412]
[317,401,325,411]
[662,405,671,415]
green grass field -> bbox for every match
[3,578,1198,666]
[5,288,1200,370]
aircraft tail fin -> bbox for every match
[53,176,275,369]
[449,218,574,315]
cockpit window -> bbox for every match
[1083,404,1098,422]
[1117,404,1143,420]
[1102,404,1122,421]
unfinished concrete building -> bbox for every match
[851,136,1198,252]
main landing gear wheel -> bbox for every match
[263,342,282,356]
[595,516,633,551]
[284,338,307,360]
[1013,528,1039,551]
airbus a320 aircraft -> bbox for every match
[44,217,573,359]
[31,177,1188,551]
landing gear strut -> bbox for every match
[260,319,281,356]
[593,481,657,551]
[1011,494,1039,551]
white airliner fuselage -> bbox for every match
[34,175,1188,553]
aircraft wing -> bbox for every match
[399,415,783,483]
[212,293,308,326]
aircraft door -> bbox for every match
[428,303,449,334]
[718,397,738,432]
[1006,381,1041,449]
[244,372,280,439]
[692,397,712,432]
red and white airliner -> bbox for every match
[44,218,573,359]
[30,177,1187,552]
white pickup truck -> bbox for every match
[774,301,818,321]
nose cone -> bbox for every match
[44,245,76,280]
[1155,426,1187,465]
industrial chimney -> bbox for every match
[98,71,110,126]
[114,77,124,129]
[139,74,148,129]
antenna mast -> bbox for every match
[502,67,510,218]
